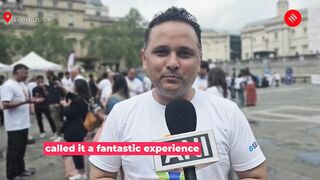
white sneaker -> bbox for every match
[49,133,58,140]
[68,174,82,180]
[39,133,46,138]
[53,136,63,142]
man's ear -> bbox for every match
[140,48,147,69]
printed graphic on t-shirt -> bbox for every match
[156,171,184,180]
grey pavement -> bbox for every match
[1,84,320,180]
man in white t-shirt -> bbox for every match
[98,72,112,106]
[125,68,143,97]
[61,71,73,92]
[1,64,41,180]
[192,61,209,90]
[89,7,267,180]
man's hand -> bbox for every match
[28,97,45,104]
[60,99,71,107]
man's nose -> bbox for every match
[165,53,180,71]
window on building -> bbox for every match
[68,14,74,27]
[291,29,295,35]
[302,45,308,50]
[304,27,307,34]
[53,0,58,8]
[274,48,278,56]
[245,53,249,59]
[96,11,101,16]
[274,32,278,39]
[37,0,43,7]
[68,2,73,9]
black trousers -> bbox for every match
[35,106,56,133]
[0,109,4,126]
[6,128,28,179]
[66,137,85,170]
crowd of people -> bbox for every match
[0,64,154,180]
[0,6,267,180]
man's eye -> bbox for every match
[154,50,168,56]
[178,51,193,58]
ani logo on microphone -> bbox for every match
[284,9,302,27]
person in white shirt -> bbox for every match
[1,64,42,180]
[234,73,245,107]
[70,67,86,82]
[61,71,73,92]
[67,50,75,73]
[143,75,152,92]
[98,72,112,107]
[27,76,37,97]
[192,60,209,90]
[207,67,231,99]
[125,68,143,97]
[89,7,267,180]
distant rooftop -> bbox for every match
[87,0,102,6]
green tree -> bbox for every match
[17,22,74,65]
[0,25,20,64]
[82,8,145,67]
[0,31,12,64]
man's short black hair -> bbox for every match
[36,75,44,80]
[13,64,29,74]
[102,72,108,79]
[144,7,201,49]
[200,60,209,72]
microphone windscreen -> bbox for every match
[165,99,197,135]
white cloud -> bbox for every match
[101,0,308,32]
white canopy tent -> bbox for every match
[0,62,11,71]
[11,51,62,71]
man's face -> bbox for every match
[127,69,136,80]
[70,69,77,79]
[16,69,29,82]
[36,78,44,86]
[198,67,208,78]
[141,21,201,98]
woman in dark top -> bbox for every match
[59,79,89,179]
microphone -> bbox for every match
[153,99,219,178]
[165,99,197,180]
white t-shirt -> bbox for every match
[234,77,245,90]
[192,76,208,90]
[1,79,30,131]
[62,77,73,92]
[143,76,152,92]
[125,77,143,97]
[98,79,112,90]
[27,81,37,97]
[206,86,231,99]
[89,90,265,180]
